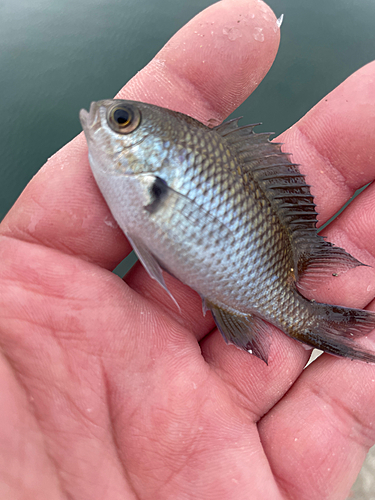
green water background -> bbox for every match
[1,0,375,275]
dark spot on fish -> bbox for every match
[144,177,169,213]
[332,273,338,277]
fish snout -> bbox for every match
[79,101,105,137]
[79,108,89,128]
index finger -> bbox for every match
[0,0,280,269]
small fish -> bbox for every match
[80,99,375,364]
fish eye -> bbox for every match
[107,104,141,134]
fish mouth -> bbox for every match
[79,101,103,137]
[79,108,89,129]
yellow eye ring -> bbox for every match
[107,103,141,134]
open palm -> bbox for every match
[1,1,375,499]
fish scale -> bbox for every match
[80,99,375,364]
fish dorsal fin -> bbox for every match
[214,119,363,281]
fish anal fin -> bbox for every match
[125,233,181,313]
[205,300,272,364]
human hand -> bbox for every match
[1,0,375,499]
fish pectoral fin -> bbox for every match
[125,233,181,312]
[136,173,235,245]
[206,300,272,364]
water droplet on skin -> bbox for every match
[47,151,58,162]
[223,26,242,41]
[302,343,314,351]
[207,117,220,128]
[253,27,264,42]
[367,285,373,292]
[276,13,284,29]
[27,213,43,234]
[104,216,117,228]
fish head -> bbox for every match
[80,99,150,177]
[79,99,203,237]
[79,99,200,188]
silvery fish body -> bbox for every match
[80,99,375,364]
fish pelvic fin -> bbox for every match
[205,300,272,364]
[214,117,369,281]
[125,233,181,313]
[294,293,375,363]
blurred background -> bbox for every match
[1,0,375,497]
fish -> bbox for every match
[79,99,375,364]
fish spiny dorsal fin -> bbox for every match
[213,117,243,135]
[214,119,364,282]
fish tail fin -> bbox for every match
[296,295,375,362]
